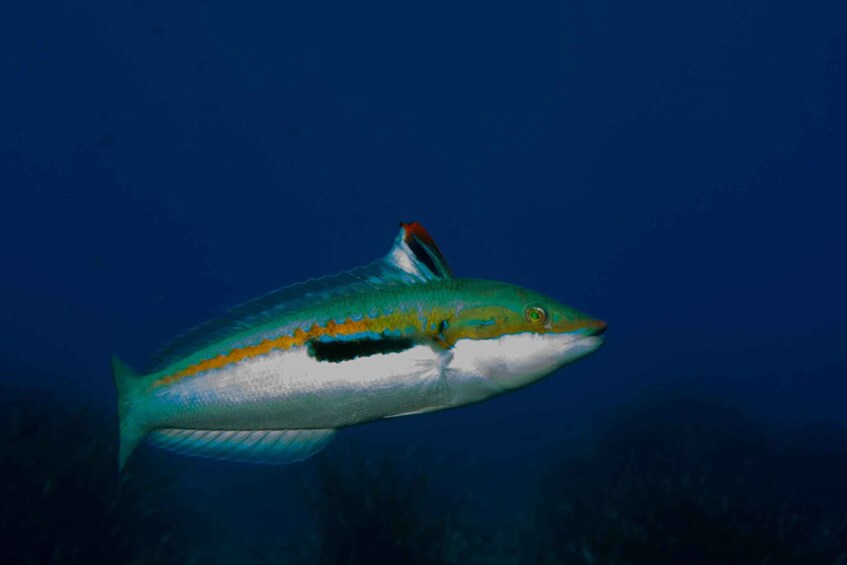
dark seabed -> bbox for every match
[2,1,846,563]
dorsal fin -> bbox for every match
[147,222,453,372]
[394,222,453,279]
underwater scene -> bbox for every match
[3,1,847,563]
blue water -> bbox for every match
[2,1,846,562]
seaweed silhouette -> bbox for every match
[279,445,483,565]
[529,393,847,564]
[0,386,192,564]
[4,381,846,564]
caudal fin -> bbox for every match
[111,354,150,472]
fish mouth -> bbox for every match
[571,334,605,352]
[581,319,608,337]
[566,334,605,352]
[565,321,607,355]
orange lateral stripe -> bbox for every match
[150,314,411,390]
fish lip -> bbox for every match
[569,320,607,340]
[567,333,606,351]
[584,319,607,337]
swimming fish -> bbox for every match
[112,223,606,470]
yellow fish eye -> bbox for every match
[525,305,547,324]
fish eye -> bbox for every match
[525,305,547,324]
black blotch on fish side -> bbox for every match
[307,337,415,363]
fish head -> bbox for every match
[440,281,607,392]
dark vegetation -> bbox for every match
[0,386,189,564]
[278,447,483,564]
[530,394,847,564]
[2,383,846,564]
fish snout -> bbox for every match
[584,319,607,337]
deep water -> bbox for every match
[3,385,847,563]
[2,1,847,563]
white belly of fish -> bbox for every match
[147,344,451,430]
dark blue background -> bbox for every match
[2,0,846,555]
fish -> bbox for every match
[112,222,607,470]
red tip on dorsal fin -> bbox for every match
[401,221,436,247]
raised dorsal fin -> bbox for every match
[148,222,453,372]
[392,221,452,279]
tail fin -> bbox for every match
[111,354,150,472]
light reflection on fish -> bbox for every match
[112,223,606,470]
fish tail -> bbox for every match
[111,354,150,472]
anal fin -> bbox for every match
[148,428,335,465]
[383,406,443,419]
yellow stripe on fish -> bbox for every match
[149,311,425,390]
